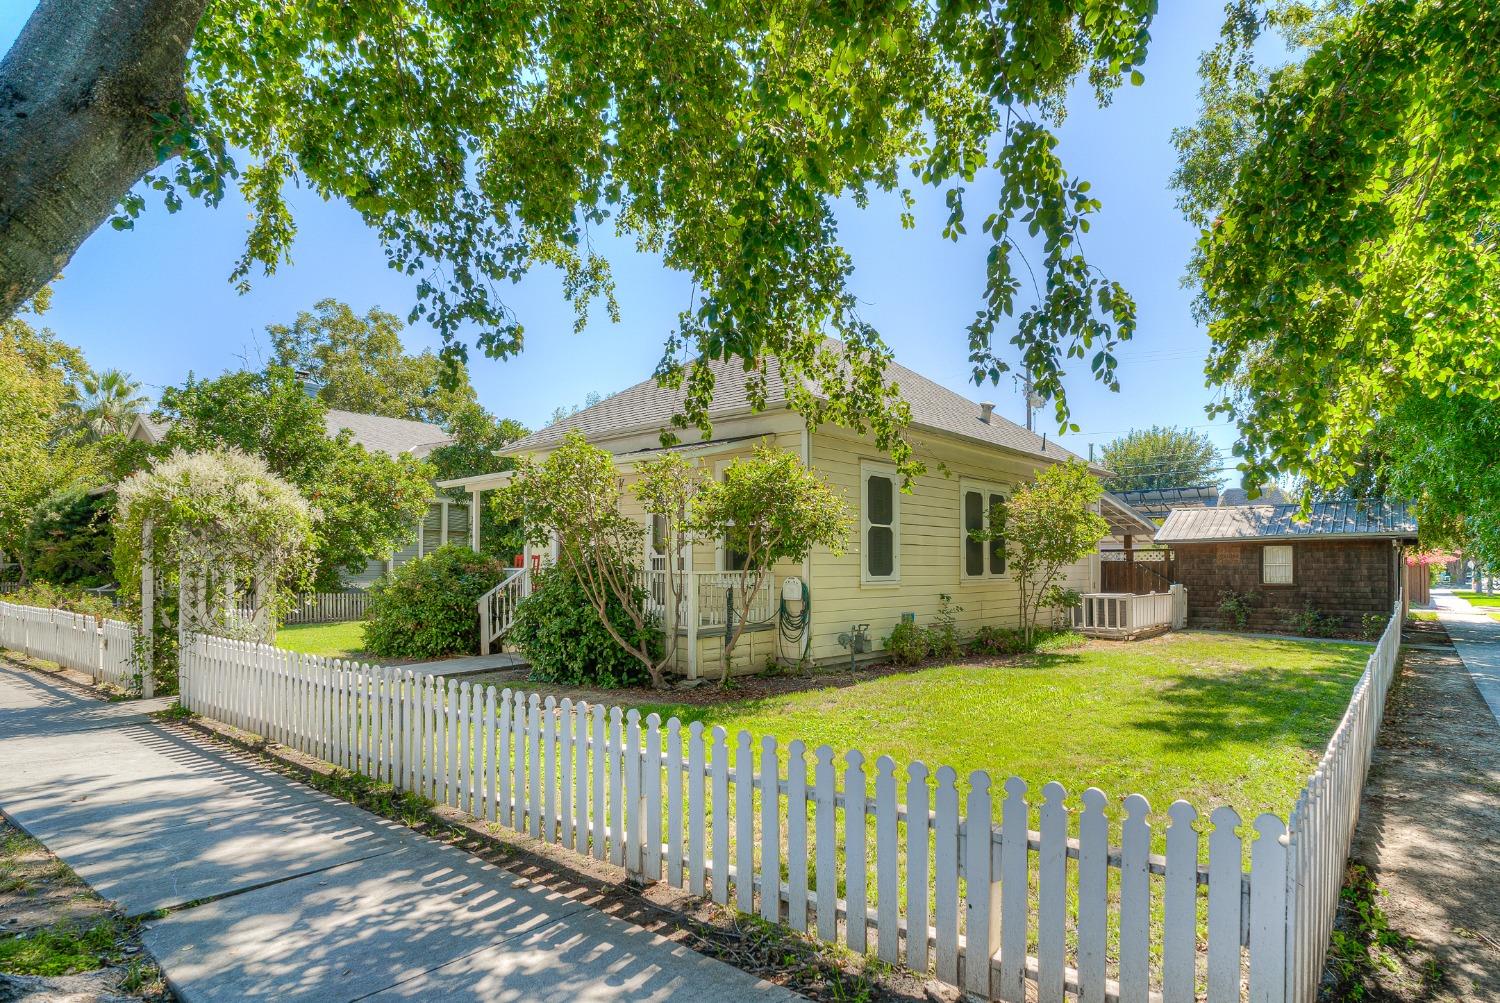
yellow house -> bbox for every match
[443,352,1154,677]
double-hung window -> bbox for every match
[861,462,900,583]
[1263,545,1294,585]
[960,480,1007,579]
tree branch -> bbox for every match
[1,0,209,315]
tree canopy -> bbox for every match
[1098,425,1222,492]
[1173,0,1500,559]
[0,294,105,581]
[3,0,1166,482]
[156,366,433,589]
[268,298,476,426]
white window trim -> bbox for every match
[959,478,1009,581]
[860,460,901,585]
[1263,544,1294,585]
[712,458,742,573]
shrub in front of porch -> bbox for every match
[510,564,661,687]
[364,545,507,659]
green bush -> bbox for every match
[23,487,116,587]
[1288,604,1339,638]
[1217,589,1253,629]
[510,564,659,687]
[8,582,120,619]
[363,545,507,659]
[927,593,964,659]
[971,625,1031,656]
[883,621,929,666]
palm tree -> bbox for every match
[70,368,148,440]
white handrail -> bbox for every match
[477,567,530,654]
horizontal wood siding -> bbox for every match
[807,425,1093,661]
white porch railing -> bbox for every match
[1071,585,1186,639]
[694,572,775,631]
[477,567,531,654]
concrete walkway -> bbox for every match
[1431,587,1500,723]
[1346,624,1500,1000]
[0,661,797,1002]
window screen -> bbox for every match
[988,492,1006,575]
[964,490,985,577]
[866,473,895,579]
[1263,545,1294,584]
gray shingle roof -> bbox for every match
[1155,500,1417,544]
[323,409,451,457]
[137,409,449,457]
[501,348,1085,465]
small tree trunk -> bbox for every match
[0,0,211,316]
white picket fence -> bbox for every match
[180,632,1339,1003]
[281,591,370,625]
[0,600,139,690]
[1283,597,1403,1001]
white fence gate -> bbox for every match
[0,600,140,691]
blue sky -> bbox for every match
[2,2,1240,477]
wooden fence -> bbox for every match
[1283,597,1403,1001]
[180,629,1353,1003]
[0,600,139,691]
[282,591,370,625]
[1100,558,1176,595]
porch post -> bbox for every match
[470,488,482,553]
[1123,533,1134,593]
[685,543,698,680]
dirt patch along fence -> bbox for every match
[173,595,1403,1003]
[0,599,140,692]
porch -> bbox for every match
[1070,585,1188,640]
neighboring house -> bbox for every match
[128,410,465,589]
[1155,500,1417,631]
[443,350,1155,676]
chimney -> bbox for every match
[979,401,995,423]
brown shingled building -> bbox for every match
[1154,500,1418,632]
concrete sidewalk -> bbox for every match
[0,662,798,1002]
[1431,587,1500,723]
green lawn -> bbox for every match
[1454,590,1500,608]
[275,621,373,660]
[1407,610,1439,622]
[629,632,1371,839]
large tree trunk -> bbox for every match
[0,0,208,317]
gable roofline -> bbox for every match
[500,346,1091,468]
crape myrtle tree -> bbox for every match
[988,459,1108,644]
[1172,0,1500,561]
[503,432,682,689]
[1,0,1162,482]
[690,445,852,681]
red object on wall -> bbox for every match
[513,554,524,568]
